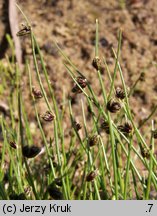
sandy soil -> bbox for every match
[0,0,157,169]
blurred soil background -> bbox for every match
[0,0,157,159]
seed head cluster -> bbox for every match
[92,57,102,70]
[72,76,87,93]
[41,111,55,122]
[117,122,132,134]
[115,87,126,100]
[32,86,43,99]
[107,98,121,113]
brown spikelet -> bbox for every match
[115,87,126,100]
[86,169,99,182]
[48,183,63,200]
[76,76,87,88]
[9,141,17,149]
[139,72,145,82]
[100,120,110,134]
[107,99,121,113]
[72,76,87,94]
[16,24,31,37]
[152,129,157,139]
[73,121,82,131]
[41,111,55,122]
[92,57,101,70]
[22,145,41,158]
[140,147,150,159]
[117,122,132,134]
[32,86,43,99]
[88,135,99,147]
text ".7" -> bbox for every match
[146,204,153,213]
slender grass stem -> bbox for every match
[81,100,101,200]
[108,30,122,100]
[108,113,118,199]
[123,136,133,199]
[145,121,154,199]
